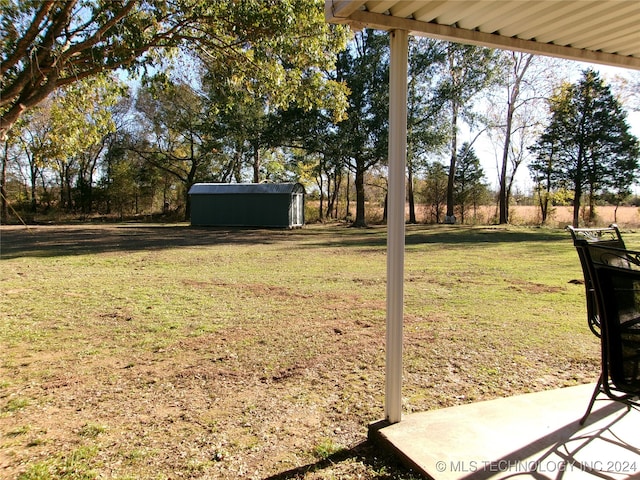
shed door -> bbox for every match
[291,193,304,227]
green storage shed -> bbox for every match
[188,183,305,228]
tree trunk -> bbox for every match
[333,171,342,219]
[252,145,260,183]
[184,159,199,221]
[572,143,586,227]
[499,53,532,224]
[29,157,38,212]
[407,132,416,223]
[345,172,350,220]
[383,192,388,223]
[1,140,7,222]
[588,182,597,224]
[498,118,512,224]
[316,172,324,222]
[233,151,242,183]
[326,174,333,219]
[537,186,548,224]
[39,172,51,210]
[445,106,458,224]
[353,159,366,227]
[572,185,582,227]
[408,167,416,223]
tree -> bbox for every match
[434,42,500,224]
[335,29,389,227]
[0,139,7,221]
[531,70,640,226]
[0,0,349,140]
[406,37,449,224]
[202,68,284,185]
[101,135,142,219]
[489,55,568,225]
[16,110,50,213]
[266,104,348,221]
[454,142,487,224]
[133,77,221,219]
[528,131,558,225]
[1,132,21,221]
[54,76,120,211]
[608,146,640,223]
[9,75,120,212]
[494,52,535,224]
[422,161,449,224]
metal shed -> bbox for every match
[188,183,305,228]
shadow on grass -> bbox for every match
[0,223,571,260]
[261,440,420,480]
[0,224,291,259]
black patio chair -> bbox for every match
[578,243,640,424]
[567,224,626,337]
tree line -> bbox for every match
[2,1,639,227]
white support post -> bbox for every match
[385,29,409,425]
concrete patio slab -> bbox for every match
[370,384,640,480]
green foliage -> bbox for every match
[6,75,123,214]
[0,0,350,218]
[312,438,345,459]
[78,423,107,439]
[406,37,450,222]
[0,0,349,139]
[530,69,640,226]
[454,142,488,223]
[553,188,575,206]
[334,29,390,226]
[17,446,99,480]
[16,75,121,170]
[422,161,449,224]
[134,77,219,216]
[435,43,501,124]
[48,76,121,162]
[3,396,29,413]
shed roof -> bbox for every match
[188,183,304,195]
[326,0,640,70]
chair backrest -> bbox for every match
[568,224,626,274]
[567,224,625,247]
[568,225,626,336]
[588,247,640,395]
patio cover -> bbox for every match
[325,0,640,425]
[326,1,640,69]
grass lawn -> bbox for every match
[0,223,624,479]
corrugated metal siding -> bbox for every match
[188,183,305,228]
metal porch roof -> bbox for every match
[325,0,640,70]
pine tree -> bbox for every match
[454,142,486,224]
[530,70,639,226]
